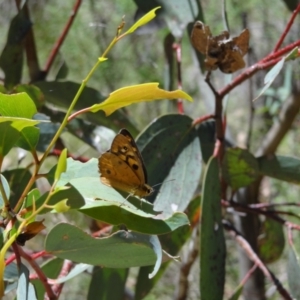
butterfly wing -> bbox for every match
[232,29,249,56]
[99,151,142,193]
[98,129,153,197]
[191,21,211,54]
[110,129,148,184]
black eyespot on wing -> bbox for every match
[106,169,111,175]
[132,164,139,170]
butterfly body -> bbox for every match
[98,129,153,198]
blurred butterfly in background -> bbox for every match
[191,21,250,73]
[98,129,153,198]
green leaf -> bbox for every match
[0,9,31,89]
[257,155,300,183]
[223,147,259,189]
[0,175,10,207]
[15,126,40,151]
[253,47,299,102]
[13,84,45,109]
[3,169,36,208]
[87,267,128,300]
[4,263,18,295]
[200,157,225,300]
[34,113,60,152]
[17,263,37,300]
[45,224,159,269]
[0,116,40,129]
[80,199,189,235]
[35,184,85,213]
[90,83,192,116]
[135,195,200,299]
[0,122,21,157]
[0,117,40,157]
[137,114,201,216]
[0,92,37,118]
[228,285,243,300]
[56,157,189,234]
[54,263,90,284]
[197,120,215,163]
[288,242,300,299]
[54,148,68,181]
[31,258,64,300]
[258,219,285,263]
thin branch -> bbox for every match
[273,4,300,52]
[44,0,82,75]
[249,202,300,209]
[192,114,214,126]
[176,228,199,300]
[18,246,56,299]
[223,221,293,300]
[51,260,73,298]
[218,40,300,97]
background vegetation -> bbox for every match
[0,0,300,299]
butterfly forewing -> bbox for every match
[98,129,153,198]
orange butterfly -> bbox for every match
[98,129,153,198]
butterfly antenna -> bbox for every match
[151,179,175,190]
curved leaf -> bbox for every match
[223,147,259,189]
[90,83,192,116]
[0,174,10,206]
[54,148,68,181]
[34,81,138,133]
[0,92,37,118]
[137,114,201,216]
[258,155,300,183]
[200,157,225,300]
[125,7,161,34]
[56,157,189,234]
[45,224,160,270]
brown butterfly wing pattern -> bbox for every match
[191,21,211,54]
[98,129,153,198]
[191,21,250,74]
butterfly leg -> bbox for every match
[119,193,133,207]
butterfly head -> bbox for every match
[134,183,154,198]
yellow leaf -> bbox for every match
[125,7,161,35]
[90,83,193,116]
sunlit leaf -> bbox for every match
[54,148,68,181]
[223,147,259,189]
[125,7,161,35]
[0,92,37,118]
[90,83,192,116]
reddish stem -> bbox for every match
[219,41,300,97]
[18,246,56,299]
[52,260,73,297]
[273,4,300,52]
[44,0,82,75]
[192,114,214,126]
